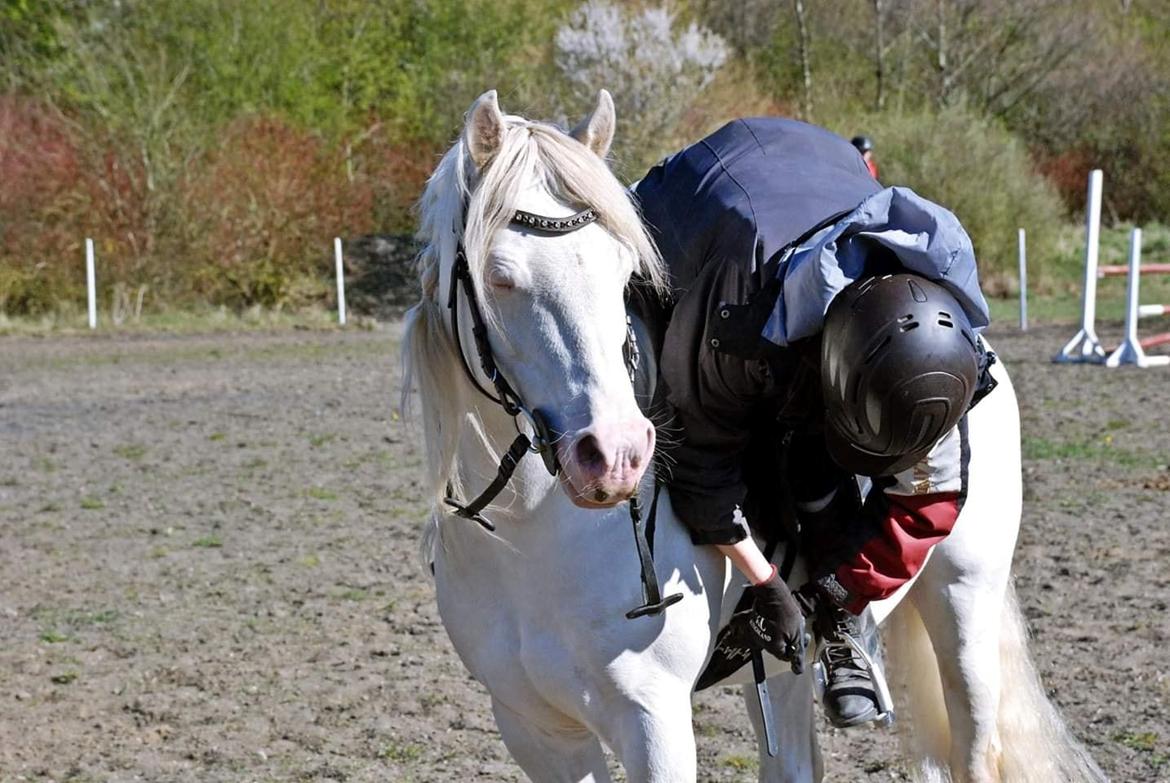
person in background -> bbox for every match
[851,135,879,179]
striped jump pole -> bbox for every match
[1054,169,1106,363]
[1105,228,1170,368]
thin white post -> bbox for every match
[1106,228,1170,368]
[1017,228,1028,331]
[334,237,347,326]
[85,237,97,330]
[1054,169,1106,362]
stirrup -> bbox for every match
[812,631,896,727]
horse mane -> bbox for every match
[402,112,666,511]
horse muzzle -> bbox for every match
[556,417,655,507]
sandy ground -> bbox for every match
[1,321,1167,782]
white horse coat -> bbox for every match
[403,89,1104,783]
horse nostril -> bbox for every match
[576,434,605,470]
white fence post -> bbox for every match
[334,237,347,326]
[85,237,97,330]
[1017,228,1028,331]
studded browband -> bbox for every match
[511,208,598,233]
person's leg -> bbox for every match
[785,429,883,728]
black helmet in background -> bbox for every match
[850,135,874,153]
[821,274,980,476]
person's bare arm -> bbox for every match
[717,537,776,585]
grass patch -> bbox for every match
[1114,730,1158,752]
[380,742,423,763]
[50,672,78,685]
[1113,730,1167,767]
[297,553,320,568]
[208,432,227,442]
[113,444,147,460]
[307,487,338,501]
[308,433,336,448]
[192,535,223,548]
[0,304,357,337]
[79,497,105,510]
[39,629,71,644]
[723,754,757,771]
[1022,435,1158,468]
[335,587,368,601]
[30,607,119,630]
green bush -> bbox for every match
[825,104,1067,295]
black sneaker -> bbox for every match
[816,609,883,728]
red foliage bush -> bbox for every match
[1034,147,1094,217]
[181,116,380,308]
[0,95,153,315]
[0,96,88,312]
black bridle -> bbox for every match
[443,204,681,618]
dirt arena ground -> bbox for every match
[1,321,1167,782]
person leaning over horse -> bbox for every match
[630,117,996,727]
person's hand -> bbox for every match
[735,568,808,673]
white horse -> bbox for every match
[402,88,1105,783]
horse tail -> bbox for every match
[885,598,952,782]
[994,582,1106,782]
[884,584,1106,782]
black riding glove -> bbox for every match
[735,570,808,674]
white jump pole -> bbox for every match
[1054,169,1106,362]
[1106,228,1170,368]
[85,237,97,330]
[1018,228,1028,331]
[334,237,347,326]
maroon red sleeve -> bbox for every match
[833,492,961,614]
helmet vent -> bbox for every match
[863,335,892,364]
[938,313,955,328]
[899,320,920,333]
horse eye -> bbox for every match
[487,267,516,291]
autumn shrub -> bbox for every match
[0,96,155,315]
[180,116,377,309]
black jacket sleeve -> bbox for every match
[658,256,784,545]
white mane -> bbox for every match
[402,113,665,510]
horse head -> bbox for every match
[408,89,666,512]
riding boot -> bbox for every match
[815,605,885,728]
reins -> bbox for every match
[442,203,680,618]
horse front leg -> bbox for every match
[742,670,822,783]
[600,688,698,783]
[491,697,614,783]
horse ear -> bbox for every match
[465,90,506,170]
[569,89,616,159]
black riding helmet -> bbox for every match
[821,273,980,476]
[850,135,874,153]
